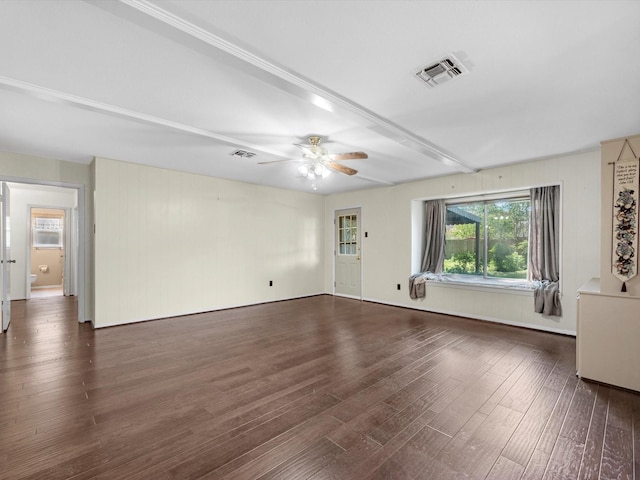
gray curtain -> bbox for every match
[421,199,446,273]
[529,186,562,316]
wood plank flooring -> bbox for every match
[1,295,638,480]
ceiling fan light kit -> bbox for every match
[298,162,331,191]
[298,162,331,178]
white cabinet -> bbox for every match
[577,278,640,392]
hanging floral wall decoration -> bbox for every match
[612,141,639,291]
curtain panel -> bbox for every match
[421,199,446,273]
[529,186,562,316]
[410,200,446,299]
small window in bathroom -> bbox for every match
[33,217,63,248]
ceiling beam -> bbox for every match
[86,0,476,174]
[0,76,291,161]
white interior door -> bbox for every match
[1,182,12,332]
[335,208,361,298]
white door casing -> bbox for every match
[1,182,12,331]
[66,207,79,296]
[335,208,361,298]
[62,208,72,296]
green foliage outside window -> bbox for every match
[444,251,476,274]
[443,198,530,279]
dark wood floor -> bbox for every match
[1,295,638,480]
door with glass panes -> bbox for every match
[335,208,361,298]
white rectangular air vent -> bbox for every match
[230,149,256,158]
[415,54,468,87]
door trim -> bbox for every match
[0,176,86,324]
[333,206,363,300]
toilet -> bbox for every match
[30,274,37,284]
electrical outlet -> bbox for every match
[397,283,401,290]
[269,280,273,287]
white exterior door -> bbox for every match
[1,182,12,332]
[335,208,361,298]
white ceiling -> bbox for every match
[1,0,639,194]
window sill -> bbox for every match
[414,273,534,296]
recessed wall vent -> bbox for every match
[230,149,256,158]
[415,54,468,87]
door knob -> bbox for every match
[1,260,16,264]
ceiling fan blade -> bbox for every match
[257,159,298,165]
[294,144,316,157]
[328,151,368,161]
[327,161,358,176]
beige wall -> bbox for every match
[1,148,605,334]
[0,152,90,186]
[600,133,640,296]
[324,150,602,335]
[93,157,325,328]
[31,248,63,287]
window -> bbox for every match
[338,214,358,255]
[412,186,560,304]
[443,196,530,280]
[33,217,63,248]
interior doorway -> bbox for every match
[29,207,67,298]
[1,180,84,333]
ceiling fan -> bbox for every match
[258,135,368,189]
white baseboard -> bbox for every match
[359,296,576,337]
[31,284,63,289]
[332,293,363,301]
[93,292,327,329]
[92,291,575,337]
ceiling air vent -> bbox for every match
[230,149,256,158]
[415,54,468,87]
